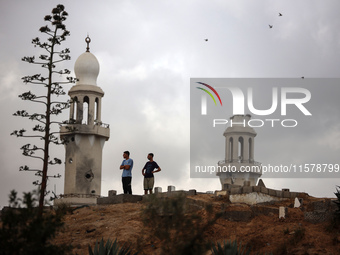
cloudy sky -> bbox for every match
[1,0,340,207]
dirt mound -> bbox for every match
[53,194,340,254]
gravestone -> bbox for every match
[294,197,301,208]
[257,179,266,187]
[279,206,286,219]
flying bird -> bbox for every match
[204,39,208,41]
[279,13,283,16]
[269,24,273,29]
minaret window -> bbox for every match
[238,136,244,162]
[249,138,253,162]
[70,97,78,121]
[83,96,89,125]
[74,98,77,120]
[94,98,99,122]
[228,137,233,162]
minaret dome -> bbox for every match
[74,36,99,86]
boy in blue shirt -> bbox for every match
[120,151,133,194]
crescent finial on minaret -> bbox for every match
[85,35,91,52]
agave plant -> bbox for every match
[211,240,250,255]
[88,238,136,255]
[334,185,340,216]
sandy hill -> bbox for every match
[53,193,340,255]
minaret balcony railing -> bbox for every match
[218,159,262,166]
[62,119,110,129]
[94,120,110,128]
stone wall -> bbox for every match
[304,199,338,223]
[222,183,307,199]
[77,185,338,225]
[97,194,143,205]
[97,186,196,205]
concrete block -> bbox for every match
[267,188,277,196]
[253,186,261,192]
[260,187,268,194]
[279,206,287,219]
[282,191,291,198]
[243,181,251,186]
[242,186,254,194]
[187,189,197,196]
[108,190,117,197]
[215,190,228,196]
[230,187,242,195]
[154,187,162,194]
[168,185,175,192]
[276,190,282,197]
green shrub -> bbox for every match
[327,185,340,231]
[88,238,136,255]
[333,185,340,216]
[0,190,71,255]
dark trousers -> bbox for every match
[122,177,132,194]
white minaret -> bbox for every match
[217,114,261,187]
[58,36,110,205]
